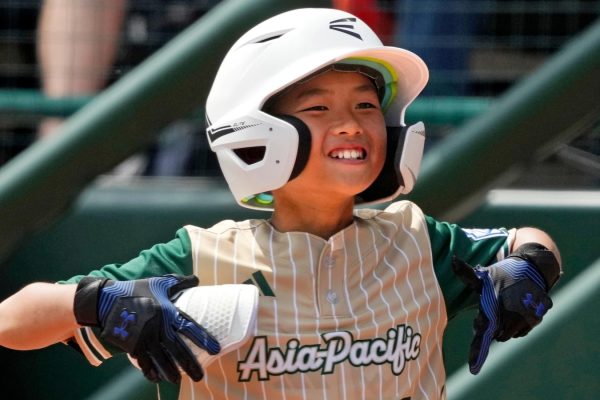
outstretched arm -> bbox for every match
[0,283,78,350]
[1,275,221,384]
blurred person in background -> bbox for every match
[393,0,481,96]
[334,0,480,96]
[36,0,127,138]
[332,0,396,43]
[36,0,221,176]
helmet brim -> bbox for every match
[259,46,428,127]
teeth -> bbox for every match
[330,149,365,160]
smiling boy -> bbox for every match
[0,8,562,400]
[268,70,387,238]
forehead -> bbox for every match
[270,70,378,110]
[293,70,376,95]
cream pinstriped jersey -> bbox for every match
[180,201,446,400]
[65,200,513,400]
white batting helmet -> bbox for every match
[205,7,429,210]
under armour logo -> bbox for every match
[522,293,546,317]
[113,309,137,340]
[329,18,362,40]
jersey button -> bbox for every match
[323,256,336,268]
[326,290,338,304]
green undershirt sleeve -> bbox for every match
[426,215,512,318]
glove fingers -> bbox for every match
[167,336,205,382]
[496,311,530,341]
[514,326,531,338]
[149,346,182,384]
[540,295,553,314]
[468,271,498,375]
[501,280,553,333]
[177,313,221,355]
[135,353,161,383]
[452,256,483,293]
[468,310,495,374]
[496,294,552,341]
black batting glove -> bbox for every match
[74,274,221,384]
[452,243,561,374]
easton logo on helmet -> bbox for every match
[329,18,362,40]
[206,115,262,143]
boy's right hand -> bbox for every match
[73,274,221,384]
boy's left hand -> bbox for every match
[452,245,560,375]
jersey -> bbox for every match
[62,201,515,400]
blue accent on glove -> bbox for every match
[452,255,553,375]
[472,268,497,374]
[98,280,134,321]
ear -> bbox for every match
[275,115,312,181]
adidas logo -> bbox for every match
[243,271,275,297]
[329,18,362,40]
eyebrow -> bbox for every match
[295,83,378,102]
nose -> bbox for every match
[331,109,362,136]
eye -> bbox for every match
[300,105,328,112]
[356,102,378,109]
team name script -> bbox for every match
[237,324,421,381]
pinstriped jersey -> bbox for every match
[63,201,514,400]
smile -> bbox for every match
[328,148,366,160]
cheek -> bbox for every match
[370,123,387,165]
[373,139,387,173]
[302,120,325,156]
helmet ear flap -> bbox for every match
[357,126,406,203]
[357,122,425,204]
[275,115,312,181]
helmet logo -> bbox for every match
[329,18,362,40]
[207,119,262,143]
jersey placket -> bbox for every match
[316,230,352,318]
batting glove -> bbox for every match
[73,274,221,384]
[452,243,561,374]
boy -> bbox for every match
[0,8,561,400]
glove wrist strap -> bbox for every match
[73,277,108,327]
[511,243,561,290]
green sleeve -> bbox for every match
[426,215,512,318]
[58,227,194,284]
[57,228,195,362]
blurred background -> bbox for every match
[0,0,598,399]
[1,0,598,184]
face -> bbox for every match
[269,70,387,203]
